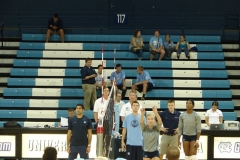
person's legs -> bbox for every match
[96,88,102,98]
[46,29,53,43]
[190,140,198,160]
[176,48,182,59]
[68,146,78,160]
[138,49,143,60]
[184,48,190,59]
[77,146,89,159]
[159,135,170,160]
[117,85,126,98]
[90,84,97,110]
[159,48,165,60]
[58,29,64,42]
[150,53,155,60]
[183,141,191,160]
[82,84,91,110]
[126,145,134,160]
[169,135,178,147]
[136,146,143,160]
[151,150,160,160]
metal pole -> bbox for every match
[1,22,3,48]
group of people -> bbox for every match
[130,30,191,60]
[45,14,192,60]
[81,58,155,110]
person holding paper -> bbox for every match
[67,104,92,160]
[59,108,75,127]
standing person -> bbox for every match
[110,64,126,98]
[149,30,165,60]
[163,34,175,57]
[95,64,108,98]
[81,58,97,110]
[120,91,143,122]
[129,30,144,60]
[178,99,201,160]
[121,101,143,160]
[166,146,180,160]
[176,35,190,59]
[140,106,162,160]
[46,13,64,43]
[132,66,154,100]
[67,104,92,160]
[205,101,223,127]
[114,92,126,133]
[93,86,110,124]
[159,99,181,160]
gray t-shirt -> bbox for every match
[178,111,201,136]
[140,123,161,152]
[129,37,143,50]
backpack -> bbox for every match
[190,46,198,52]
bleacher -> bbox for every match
[0,33,237,128]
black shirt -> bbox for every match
[68,115,92,146]
[160,110,181,134]
[48,17,63,29]
[81,65,97,84]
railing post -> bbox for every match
[1,22,3,48]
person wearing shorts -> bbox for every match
[121,101,143,160]
[132,66,154,100]
[159,99,181,160]
[140,106,162,160]
[178,99,201,160]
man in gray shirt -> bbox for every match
[178,99,201,160]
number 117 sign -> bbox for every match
[116,14,127,24]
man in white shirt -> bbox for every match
[95,64,108,98]
[205,101,223,126]
[120,91,142,122]
[93,86,109,124]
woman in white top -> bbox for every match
[205,101,223,126]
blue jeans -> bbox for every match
[165,47,175,56]
[68,146,89,160]
[177,48,189,56]
[130,47,143,58]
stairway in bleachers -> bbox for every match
[0,34,237,128]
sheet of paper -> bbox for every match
[61,117,68,126]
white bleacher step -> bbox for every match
[45,43,83,50]
[0,50,17,55]
[0,58,14,64]
[0,67,11,73]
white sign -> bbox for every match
[159,135,208,159]
[0,135,16,157]
[214,137,240,159]
[22,134,96,158]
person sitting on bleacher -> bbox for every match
[46,13,64,43]
[132,66,154,100]
[149,30,165,60]
[58,108,75,127]
[176,35,190,59]
[95,64,108,98]
[205,101,223,127]
[110,64,127,98]
[129,30,144,60]
[163,34,176,57]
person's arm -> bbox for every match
[48,18,53,29]
[121,128,127,149]
[205,116,210,126]
[152,106,162,131]
[219,116,223,124]
[58,19,63,29]
[149,38,155,50]
[187,42,190,50]
[93,100,99,123]
[138,72,150,85]
[67,130,72,153]
[178,114,183,147]
[86,129,92,153]
[175,42,179,50]
[140,108,145,131]
[131,37,138,48]
[194,114,201,147]
[141,37,144,47]
[94,112,98,123]
[122,71,126,87]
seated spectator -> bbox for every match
[58,108,75,127]
[166,146,180,160]
[175,35,190,59]
[205,101,223,127]
[46,13,64,43]
[95,64,108,98]
[149,30,165,60]
[110,64,127,98]
[132,66,154,100]
[129,30,144,60]
[163,34,175,57]
[42,146,57,160]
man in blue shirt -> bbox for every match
[132,66,154,100]
[121,101,143,160]
[159,99,181,160]
[81,58,97,110]
[110,64,126,98]
[67,104,92,160]
[149,30,165,60]
[46,13,64,43]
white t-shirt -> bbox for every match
[205,109,223,124]
[93,97,109,119]
[120,102,143,117]
[95,73,108,86]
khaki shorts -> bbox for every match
[159,134,178,154]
